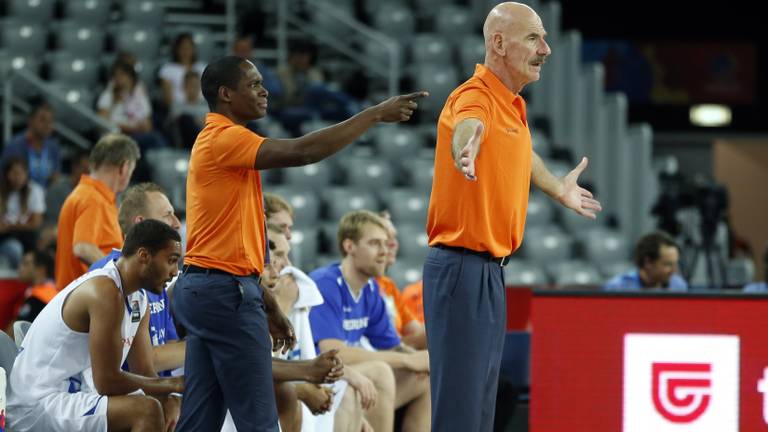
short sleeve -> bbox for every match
[210,126,264,170]
[364,288,401,350]
[309,280,346,344]
[452,87,493,128]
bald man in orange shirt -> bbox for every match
[172,55,427,431]
[423,3,602,431]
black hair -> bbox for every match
[27,97,51,119]
[31,250,55,278]
[201,55,248,111]
[123,219,181,257]
[0,156,30,216]
[172,32,197,64]
[633,231,679,268]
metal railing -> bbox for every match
[276,0,401,95]
[2,69,116,149]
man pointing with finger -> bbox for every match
[173,55,427,431]
[423,3,602,431]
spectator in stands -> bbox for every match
[310,210,431,432]
[603,231,688,291]
[159,33,206,108]
[265,192,295,240]
[169,70,209,148]
[377,212,427,349]
[232,33,282,98]
[0,157,45,268]
[423,4,602,430]
[55,133,140,289]
[5,250,56,333]
[743,245,768,292]
[97,60,167,157]
[6,220,184,432]
[2,99,61,186]
[273,39,358,135]
[44,150,90,227]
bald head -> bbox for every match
[480,2,550,93]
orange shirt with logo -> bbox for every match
[426,64,532,258]
[184,113,267,276]
[55,175,122,289]
[376,276,418,335]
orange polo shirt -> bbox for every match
[376,276,418,335]
[426,64,532,258]
[55,175,122,289]
[184,113,267,276]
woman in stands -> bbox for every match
[0,156,45,268]
[159,32,206,109]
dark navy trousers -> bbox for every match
[423,246,507,432]
[173,270,278,431]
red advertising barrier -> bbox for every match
[531,292,768,431]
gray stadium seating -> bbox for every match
[49,53,101,87]
[346,157,395,189]
[289,227,320,270]
[8,0,55,22]
[401,157,434,190]
[411,34,453,66]
[58,22,105,57]
[114,24,161,60]
[458,35,485,78]
[373,3,415,41]
[550,260,603,286]
[268,186,321,226]
[323,188,378,221]
[123,1,164,27]
[1,19,47,56]
[65,0,112,25]
[282,162,333,190]
[372,126,421,161]
[521,226,574,261]
[380,188,429,224]
[387,259,423,289]
[396,224,429,262]
[435,5,474,44]
[526,192,555,227]
[504,260,549,286]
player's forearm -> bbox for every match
[95,370,182,397]
[294,382,315,403]
[271,358,313,383]
[152,340,186,372]
[336,345,407,369]
[73,242,105,265]
[531,151,564,200]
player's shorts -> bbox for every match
[8,391,108,432]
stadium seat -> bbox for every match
[380,188,429,224]
[550,260,603,287]
[388,259,423,289]
[145,148,190,210]
[58,22,105,57]
[581,227,630,262]
[373,3,415,41]
[411,34,453,66]
[458,35,485,77]
[503,260,548,286]
[114,24,161,60]
[282,162,333,190]
[412,0,455,19]
[435,5,474,43]
[8,0,55,22]
[726,257,755,288]
[47,84,96,132]
[268,186,321,226]
[401,157,434,190]
[526,192,554,227]
[65,0,112,25]
[396,224,429,262]
[1,19,47,56]
[289,227,320,270]
[346,157,395,189]
[13,320,31,347]
[0,50,40,76]
[521,226,574,262]
[323,188,378,221]
[49,53,101,87]
[372,126,421,161]
[412,64,459,118]
[122,1,164,27]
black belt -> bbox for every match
[434,244,512,267]
[183,264,258,278]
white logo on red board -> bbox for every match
[623,334,739,432]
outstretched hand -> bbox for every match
[457,124,484,180]
[558,157,602,219]
[374,91,429,123]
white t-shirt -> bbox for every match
[158,62,205,105]
[97,82,152,128]
[3,182,45,224]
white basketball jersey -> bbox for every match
[8,260,147,404]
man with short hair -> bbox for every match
[10,250,57,326]
[604,231,688,291]
[310,210,431,432]
[2,99,61,186]
[265,192,294,240]
[55,133,140,289]
[7,220,184,432]
[424,3,602,430]
[174,54,426,431]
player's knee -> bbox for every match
[274,382,298,413]
[366,361,395,397]
[134,396,164,427]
